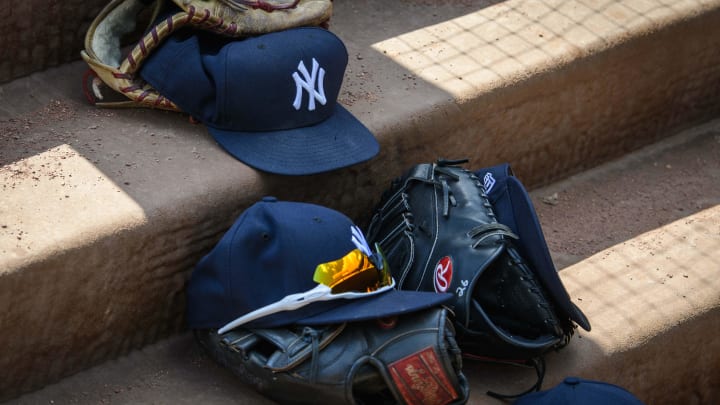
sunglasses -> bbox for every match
[314,244,392,294]
[217,243,394,334]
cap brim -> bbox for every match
[208,104,379,176]
[299,289,453,325]
[243,289,453,328]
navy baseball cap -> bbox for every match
[140,26,379,175]
[186,197,452,331]
[476,163,591,332]
[514,377,645,404]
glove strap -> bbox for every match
[461,355,546,400]
[487,357,546,400]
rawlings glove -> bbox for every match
[195,307,470,405]
[365,159,591,364]
[81,0,332,109]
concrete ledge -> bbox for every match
[10,120,720,404]
[2,0,720,400]
[0,0,107,84]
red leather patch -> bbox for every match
[433,256,453,293]
[389,346,459,405]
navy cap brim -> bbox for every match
[244,289,453,328]
[208,103,379,176]
[299,289,453,325]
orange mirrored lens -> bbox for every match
[314,249,390,294]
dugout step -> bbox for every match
[2,0,720,401]
[10,118,720,404]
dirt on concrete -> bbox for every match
[532,121,720,269]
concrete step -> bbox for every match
[2,0,720,401]
[0,0,106,84]
[9,118,720,404]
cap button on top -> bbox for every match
[564,377,581,385]
[262,196,278,203]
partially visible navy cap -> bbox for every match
[140,26,379,175]
[475,163,591,332]
[186,197,452,330]
[514,377,645,405]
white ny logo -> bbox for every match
[292,58,327,111]
[483,172,496,194]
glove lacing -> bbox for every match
[301,327,322,383]
[433,160,520,245]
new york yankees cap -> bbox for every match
[140,26,379,175]
[186,197,453,330]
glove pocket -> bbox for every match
[460,241,568,360]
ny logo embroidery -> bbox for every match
[292,58,327,111]
[483,172,496,194]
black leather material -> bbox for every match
[195,307,470,405]
[366,160,575,360]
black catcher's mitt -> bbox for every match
[195,307,470,405]
[365,159,590,365]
